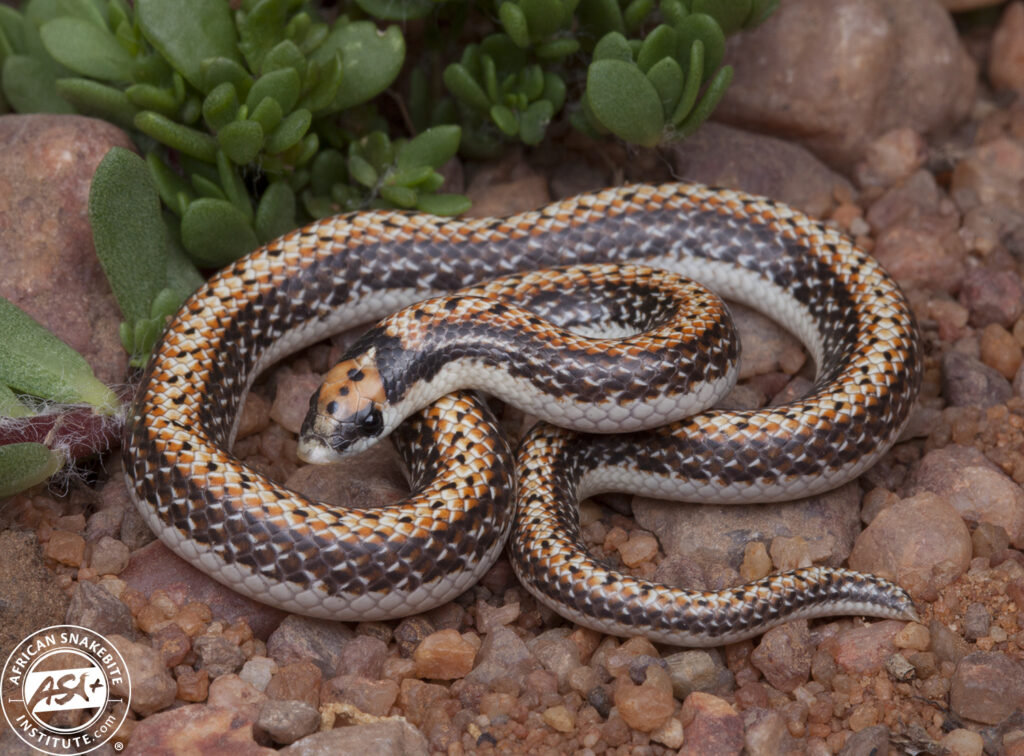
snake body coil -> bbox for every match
[124,183,922,645]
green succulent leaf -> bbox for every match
[691,0,750,34]
[747,0,779,27]
[135,110,218,162]
[379,183,417,208]
[498,3,530,48]
[125,82,178,115]
[55,77,137,127]
[266,107,311,154]
[534,37,579,60]
[646,56,683,118]
[519,98,553,145]
[215,149,253,220]
[2,54,74,113]
[636,24,677,74]
[0,383,32,418]
[40,17,134,82]
[443,62,491,112]
[237,0,291,73]
[246,67,300,114]
[676,13,725,79]
[348,153,378,188]
[0,297,118,412]
[202,81,239,131]
[669,37,703,125]
[490,103,518,136]
[249,94,283,133]
[310,148,346,195]
[201,56,252,95]
[137,0,241,90]
[217,118,264,165]
[577,0,625,36]
[674,63,732,137]
[90,147,201,362]
[313,20,404,111]
[0,443,64,498]
[146,152,195,216]
[592,32,633,62]
[396,125,461,171]
[354,0,436,20]
[254,181,296,241]
[89,147,168,325]
[623,0,653,32]
[415,192,471,216]
[586,58,663,146]
[299,50,342,114]
[181,197,259,266]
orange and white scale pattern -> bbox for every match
[124,182,922,642]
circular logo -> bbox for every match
[2,625,131,755]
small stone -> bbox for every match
[991,2,1024,93]
[413,629,477,680]
[613,678,675,733]
[542,705,575,733]
[940,727,985,756]
[839,724,890,756]
[942,351,1014,408]
[930,620,973,665]
[980,323,1024,379]
[320,675,399,716]
[963,602,992,641]
[194,634,246,678]
[265,661,322,707]
[750,621,811,692]
[848,492,971,601]
[44,529,86,567]
[617,531,659,567]
[266,615,355,676]
[270,369,323,434]
[176,666,210,703]
[65,579,134,638]
[236,392,272,440]
[463,626,539,691]
[894,622,931,651]
[679,692,743,756]
[739,541,771,581]
[257,699,320,745]
[475,600,520,633]
[208,673,268,723]
[393,616,436,658]
[109,634,176,716]
[825,621,905,676]
[651,716,685,749]
[959,268,1024,328]
[528,630,581,691]
[240,657,278,691]
[278,720,428,755]
[336,634,388,680]
[151,623,191,668]
[126,704,274,755]
[87,535,130,575]
[854,127,928,188]
[911,445,1024,548]
[949,651,1024,724]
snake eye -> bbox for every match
[359,406,384,436]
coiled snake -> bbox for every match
[124,182,922,646]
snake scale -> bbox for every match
[124,182,922,646]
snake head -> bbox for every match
[296,354,390,463]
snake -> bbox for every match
[123,182,922,646]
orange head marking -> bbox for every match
[298,351,389,460]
